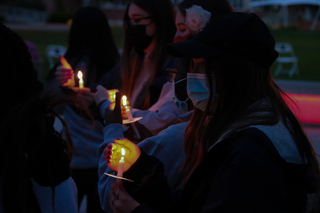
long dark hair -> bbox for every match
[121,0,176,109]
[46,6,119,86]
[0,23,74,212]
[184,54,320,181]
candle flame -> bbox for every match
[77,71,83,79]
[122,95,127,106]
[121,148,125,157]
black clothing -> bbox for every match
[127,127,317,213]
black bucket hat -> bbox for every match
[167,12,279,67]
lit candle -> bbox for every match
[122,95,134,121]
[116,148,125,184]
[121,95,141,139]
[77,71,84,89]
[108,89,118,103]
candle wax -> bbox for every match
[79,79,84,89]
[77,71,84,89]
[117,157,125,184]
[126,107,134,121]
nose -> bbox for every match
[191,58,205,73]
[166,67,178,82]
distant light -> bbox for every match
[283,93,320,124]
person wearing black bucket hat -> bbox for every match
[101,12,319,213]
[167,12,278,66]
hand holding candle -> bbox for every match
[77,71,84,89]
[94,85,119,110]
[72,70,89,92]
[57,55,75,88]
[121,95,131,119]
[121,95,141,139]
[104,139,141,175]
[116,148,125,183]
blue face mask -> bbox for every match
[171,78,189,112]
[187,73,216,111]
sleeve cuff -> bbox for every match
[99,100,112,119]
[124,150,153,181]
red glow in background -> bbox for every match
[283,93,320,125]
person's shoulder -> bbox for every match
[161,122,188,133]
[215,127,281,161]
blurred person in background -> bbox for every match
[0,23,78,213]
[45,6,120,213]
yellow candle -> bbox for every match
[116,148,125,183]
[122,95,128,106]
[77,71,84,88]
[121,95,140,139]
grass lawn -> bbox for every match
[270,28,320,82]
[14,26,125,82]
[14,26,320,82]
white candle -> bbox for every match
[126,107,134,121]
[122,95,134,121]
[77,71,84,89]
[122,95,140,139]
[116,148,125,183]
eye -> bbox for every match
[177,24,188,33]
[132,18,142,24]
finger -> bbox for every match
[55,72,73,77]
[103,147,112,161]
[114,92,121,111]
[104,154,110,163]
[108,143,113,150]
[115,92,121,106]
[110,182,122,202]
[55,72,73,78]
[57,74,72,79]
[56,67,73,74]
[114,92,122,124]
[56,75,73,83]
[111,182,121,193]
[114,138,132,146]
[118,182,126,194]
[107,158,117,170]
[109,191,117,207]
[103,143,113,156]
[96,85,105,91]
[59,79,69,84]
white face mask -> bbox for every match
[171,77,189,112]
[187,73,216,111]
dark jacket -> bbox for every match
[126,127,317,213]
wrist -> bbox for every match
[100,99,112,119]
